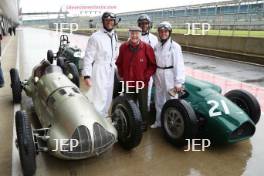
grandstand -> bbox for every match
[106,0,264,31]
[22,0,264,37]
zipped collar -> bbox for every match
[100,28,115,36]
[159,37,172,49]
[142,31,149,36]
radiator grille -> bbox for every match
[93,123,116,155]
[61,125,92,158]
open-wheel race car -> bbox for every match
[47,35,83,73]
[114,75,261,147]
[10,59,143,176]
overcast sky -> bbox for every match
[20,0,229,14]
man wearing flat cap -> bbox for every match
[115,26,157,131]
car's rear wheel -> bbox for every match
[15,111,36,176]
[10,68,22,103]
[64,63,80,87]
[161,99,198,147]
[57,57,65,71]
[225,89,261,124]
[47,50,54,64]
[112,96,143,150]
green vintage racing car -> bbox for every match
[114,74,261,146]
[47,35,83,74]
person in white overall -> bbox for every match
[82,12,119,117]
[137,14,158,111]
[151,21,185,128]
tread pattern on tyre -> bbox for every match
[15,111,36,176]
[112,96,143,150]
[225,89,261,124]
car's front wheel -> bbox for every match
[112,96,143,150]
[15,111,36,176]
[161,99,198,147]
[225,89,261,124]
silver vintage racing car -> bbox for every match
[10,59,142,176]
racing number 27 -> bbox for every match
[207,100,230,117]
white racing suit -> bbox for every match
[141,33,158,110]
[82,28,118,117]
[154,38,185,126]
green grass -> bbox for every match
[114,28,264,38]
[76,28,264,38]
[171,28,264,38]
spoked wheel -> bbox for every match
[10,68,22,103]
[112,96,143,150]
[164,107,185,139]
[47,50,54,64]
[225,89,261,124]
[161,99,198,147]
[15,111,36,176]
[64,63,80,87]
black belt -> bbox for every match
[157,66,173,69]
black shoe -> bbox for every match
[0,84,4,88]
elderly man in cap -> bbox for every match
[82,12,119,117]
[116,26,157,131]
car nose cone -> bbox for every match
[60,124,116,158]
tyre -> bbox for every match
[161,99,198,147]
[10,68,22,103]
[225,89,261,124]
[47,50,54,64]
[15,111,36,176]
[64,63,80,87]
[112,96,143,150]
[57,57,65,71]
